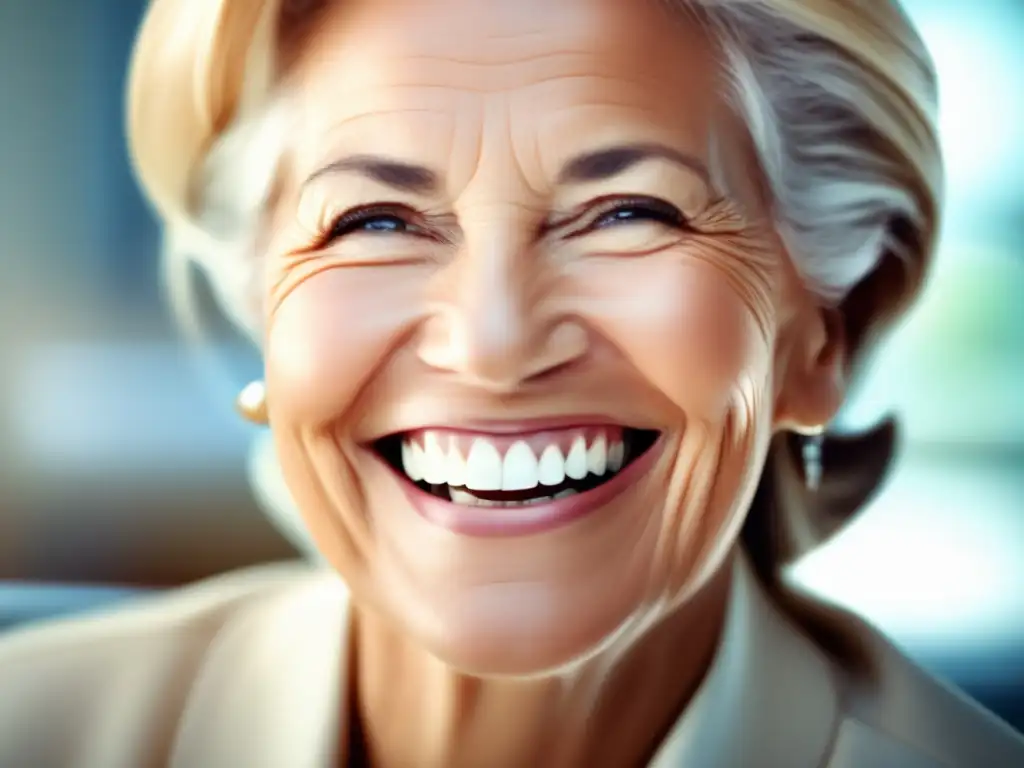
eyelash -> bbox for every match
[315,196,688,248]
[566,196,688,237]
[318,203,429,246]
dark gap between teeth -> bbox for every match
[437,473,602,502]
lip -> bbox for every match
[367,414,652,443]
[386,434,665,537]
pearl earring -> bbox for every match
[236,380,268,425]
[802,430,825,491]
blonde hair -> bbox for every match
[127,0,943,576]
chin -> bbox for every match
[391,574,650,678]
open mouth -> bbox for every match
[375,426,661,508]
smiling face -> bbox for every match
[262,0,843,674]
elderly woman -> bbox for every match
[1,0,1022,765]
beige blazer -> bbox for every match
[0,554,1021,767]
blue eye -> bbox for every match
[360,215,407,232]
[318,204,423,247]
[592,199,685,229]
[330,212,409,239]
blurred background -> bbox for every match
[1,0,1022,733]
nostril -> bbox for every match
[520,356,583,387]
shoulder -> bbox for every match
[782,589,1024,768]
[0,562,336,768]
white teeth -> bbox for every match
[502,441,539,491]
[422,432,448,485]
[401,441,414,480]
[445,443,467,487]
[402,440,425,482]
[586,434,607,476]
[538,444,566,486]
[608,441,624,472]
[400,432,632,494]
[465,439,503,491]
[450,488,480,505]
[450,487,554,507]
[565,436,588,480]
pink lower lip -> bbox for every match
[392,437,664,537]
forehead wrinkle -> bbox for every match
[329,0,672,66]
[304,8,685,96]
[392,48,615,70]
[290,0,728,210]
[443,91,485,200]
[295,107,450,170]
[434,94,538,214]
[304,47,624,99]
[506,97,552,204]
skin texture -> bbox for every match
[260,0,846,764]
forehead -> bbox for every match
[286,0,726,184]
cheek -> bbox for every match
[582,257,774,419]
[263,267,421,425]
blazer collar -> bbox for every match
[651,553,841,767]
[169,568,351,768]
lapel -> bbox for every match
[650,553,842,767]
[169,568,351,768]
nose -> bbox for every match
[417,227,588,393]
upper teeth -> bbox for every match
[400,432,626,492]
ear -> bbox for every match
[773,305,847,433]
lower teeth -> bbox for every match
[448,488,578,507]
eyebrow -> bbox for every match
[302,155,440,194]
[556,142,711,187]
[302,142,710,194]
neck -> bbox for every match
[346,557,733,768]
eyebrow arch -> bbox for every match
[302,142,710,194]
[556,142,711,187]
[302,154,441,194]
